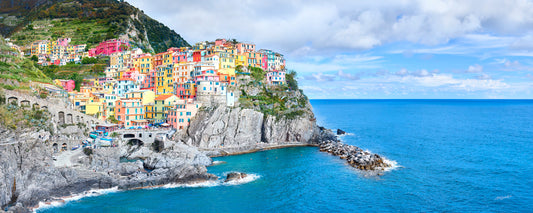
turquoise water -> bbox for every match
[39,100,533,212]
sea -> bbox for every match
[38,99,533,212]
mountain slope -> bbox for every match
[1,0,189,53]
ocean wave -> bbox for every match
[495,195,512,200]
[337,133,355,139]
[160,180,220,189]
[381,158,401,172]
[161,172,260,188]
[211,160,227,166]
[33,187,119,212]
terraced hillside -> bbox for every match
[1,0,189,53]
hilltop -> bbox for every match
[0,0,189,53]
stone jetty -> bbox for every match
[318,140,390,171]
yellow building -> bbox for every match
[103,94,119,119]
[235,54,248,67]
[125,90,155,105]
[145,103,155,122]
[134,54,153,74]
[156,64,174,95]
[154,94,179,123]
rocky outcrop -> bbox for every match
[337,129,346,135]
[318,140,390,171]
[184,105,324,155]
[0,126,215,211]
[224,172,248,182]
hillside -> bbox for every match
[1,0,189,53]
[0,37,51,90]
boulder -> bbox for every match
[224,172,248,182]
[337,129,346,135]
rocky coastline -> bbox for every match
[0,88,391,213]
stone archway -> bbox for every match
[52,143,59,153]
[32,103,40,109]
[7,97,18,105]
[76,115,80,123]
[20,100,30,108]
[127,139,144,146]
[58,111,65,125]
[66,114,73,124]
[41,106,48,111]
[61,143,67,151]
[123,133,135,138]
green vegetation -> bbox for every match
[83,147,93,156]
[11,18,112,48]
[250,66,266,81]
[37,56,108,91]
[0,38,52,89]
[0,92,53,131]
[107,116,119,124]
[239,84,309,120]
[3,0,190,52]
[286,70,298,90]
[81,57,98,64]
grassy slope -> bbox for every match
[0,38,51,90]
[11,18,110,48]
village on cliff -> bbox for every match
[13,37,288,131]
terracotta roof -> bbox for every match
[155,94,175,101]
[118,78,135,81]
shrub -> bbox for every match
[83,147,93,155]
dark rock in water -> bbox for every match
[225,172,248,182]
[337,129,346,135]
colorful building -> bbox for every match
[167,99,201,130]
[89,39,130,57]
[153,94,179,124]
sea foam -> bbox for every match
[33,187,119,212]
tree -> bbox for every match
[69,73,83,91]
[286,70,298,91]
[81,57,97,64]
[30,55,38,62]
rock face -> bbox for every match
[224,172,248,182]
[184,105,323,155]
[337,129,346,135]
[318,140,391,171]
[0,126,215,211]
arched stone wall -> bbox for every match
[66,114,73,124]
[7,97,18,105]
[58,111,65,125]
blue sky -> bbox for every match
[127,0,533,99]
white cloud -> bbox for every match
[304,73,336,82]
[337,70,360,80]
[467,64,483,73]
[127,0,533,56]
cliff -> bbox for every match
[183,74,336,155]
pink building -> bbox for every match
[215,39,227,46]
[172,51,188,63]
[141,69,156,93]
[235,43,255,54]
[59,80,75,92]
[167,99,201,130]
[89,39,130,57]
[266,70,286,85]
[56,38,71,46]
[261,54,268,70]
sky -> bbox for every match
[126,0,533,99]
